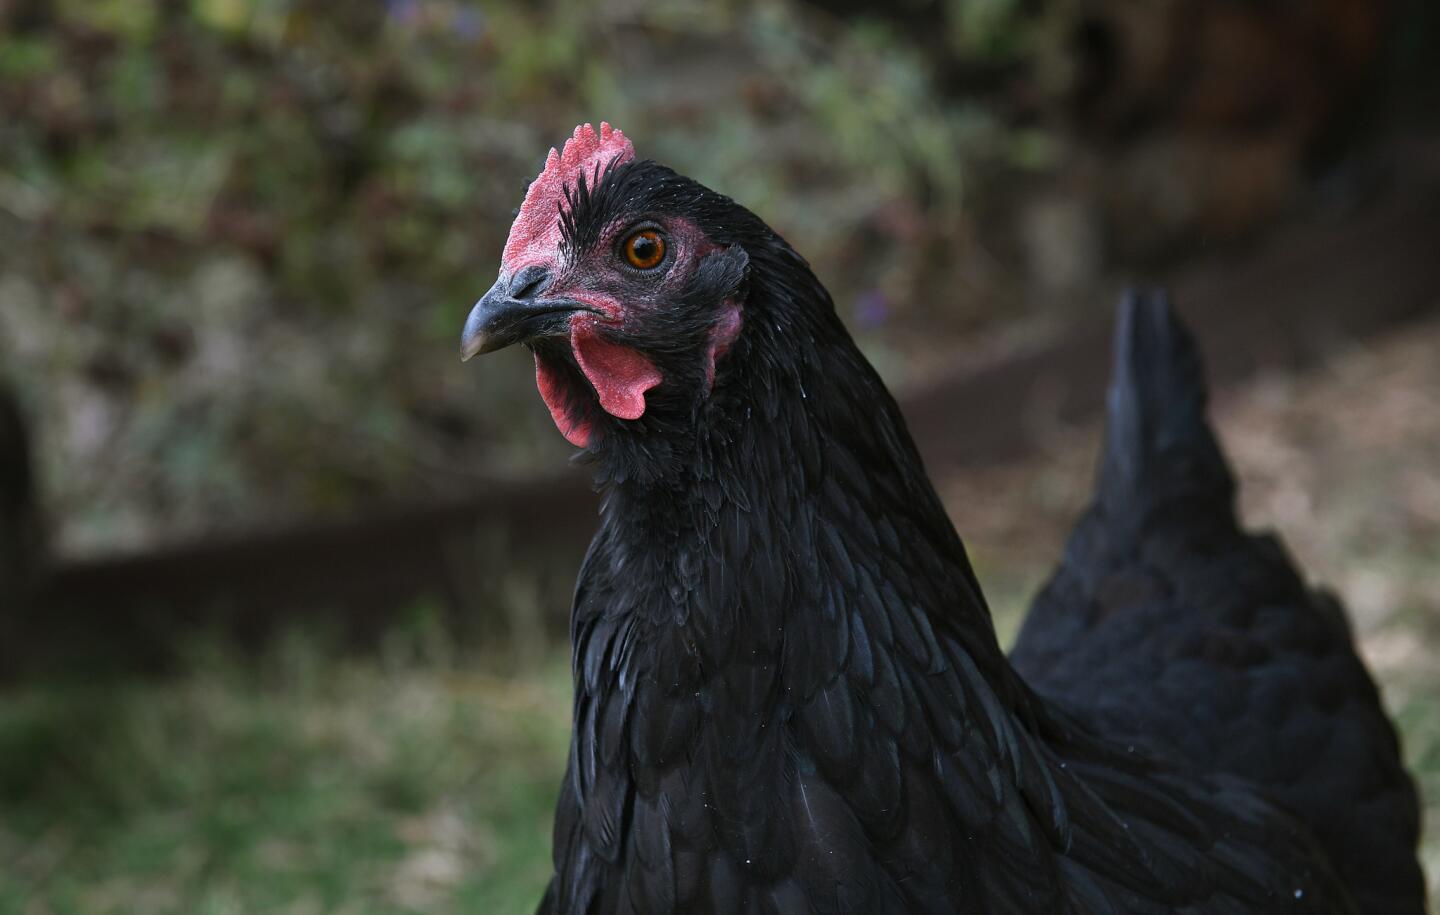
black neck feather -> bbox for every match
[583,236,1009,683]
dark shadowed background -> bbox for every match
[1,0,1438,911]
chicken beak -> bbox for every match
[461,266,577,361]
[461,277,515,360]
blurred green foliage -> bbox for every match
[3,0,1433,554]
[0,0,1020,554]
[0,626,573,914]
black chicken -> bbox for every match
[461,124,1424,914]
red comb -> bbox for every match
[502,122,636,269]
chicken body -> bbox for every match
[1012,295,1425,913]
[463,125,1424,914]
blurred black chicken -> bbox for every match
[462,124,1424,914]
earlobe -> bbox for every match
[698,245,749,389]
[705,299,744,389]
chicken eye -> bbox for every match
[622,229,666,270]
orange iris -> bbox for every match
[622,229,666,270]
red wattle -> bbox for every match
[532,321,661,447]
[571,319,661,421]
[535,355,593,448]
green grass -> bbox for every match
[1397,691,1440,906]
[0,637,571,915]
[0,628,1435,913]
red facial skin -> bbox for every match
[497,123,742,447]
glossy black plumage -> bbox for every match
[503,157,1422,914]
[1011,292,1426,914]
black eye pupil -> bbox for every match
[633,237,656,260]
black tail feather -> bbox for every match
[1096,291,1234,537]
